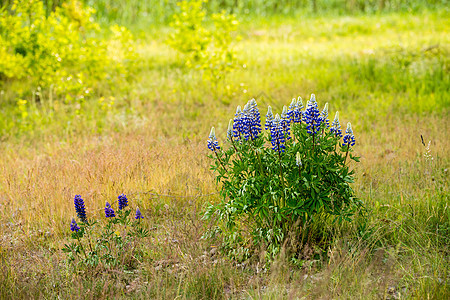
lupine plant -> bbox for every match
[63,194,149,270]
[204,94,362,259]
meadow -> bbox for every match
[0,1,449,298]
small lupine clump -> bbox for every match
[205,93,361,260]
[64,194,148,269]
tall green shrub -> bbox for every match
[0,0,136,102]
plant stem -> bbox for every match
[343,144,350,166]
[84,222,94,253]
[214,150,228,172]
[277,147,286,208]
[312,132,315,151]
[230,138,242,161]
[77,236,87,259]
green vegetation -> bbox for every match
[0,0,448,299]
[30,0,449,25]
[205,97,362,261]
[167,0,241,98]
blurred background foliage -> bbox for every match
[0,0,136,102]
[0,0,448,25]
[0,0,446,25]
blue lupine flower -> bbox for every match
[342,122,356,147]
[280,106,291,140]
[296,152,302,167]
[288,98,296,122]
[242,103,252,140]
[247,99,262,139]
[265,106,274,130]
[227,119,233,141]
[234,100,262,141]
[104,202,116,218]
[74,195,87,222]
[135,207,144,220]
[270,114,286,153]
[330,111,342,138]
[118,193,128,210]
[233,106,243,140]
[293,97,304,123]
[70,218,80,232]
[321,103,329,128]
[207,127,220,151]
[302,94,322,135]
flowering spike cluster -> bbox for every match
[74,195,87,222]
[227,119,233,141]
[265,106,274,130]
[233,106,243,140]
[330,111,342,137]
[70,218,80,232]
[242,103,252,140]
[321,103,329,128]
[104,202,116,218]
[270,114,286,153]
[296,152,302,167]
[287,99,296,122]
[294,97,303,123]
[135,207,144,219]
[343,122,356,147]
[248,99,262,139]
[118,193,128,210]
[207,127,220,152]
[303,94,323,135]
[280,106,291,139]
[232,100,262,141]
[288,97,303,124]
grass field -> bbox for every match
[0,4,449,299]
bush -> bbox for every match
[0,0,136,103]
[204,94,363,260]
[167,0,241,98]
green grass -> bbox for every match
[0,9,449,299]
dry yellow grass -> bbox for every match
[0,10,448,299]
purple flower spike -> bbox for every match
[70,218,80,232]
[74,195,87,222]
[270,114,286,153]
[118,193,128,210]
[343,122,356,147]
[104,202,116,218]
[302,94,323,136]
[135,207,144,220]
[207,127,220,152]
[330,111,342,138]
